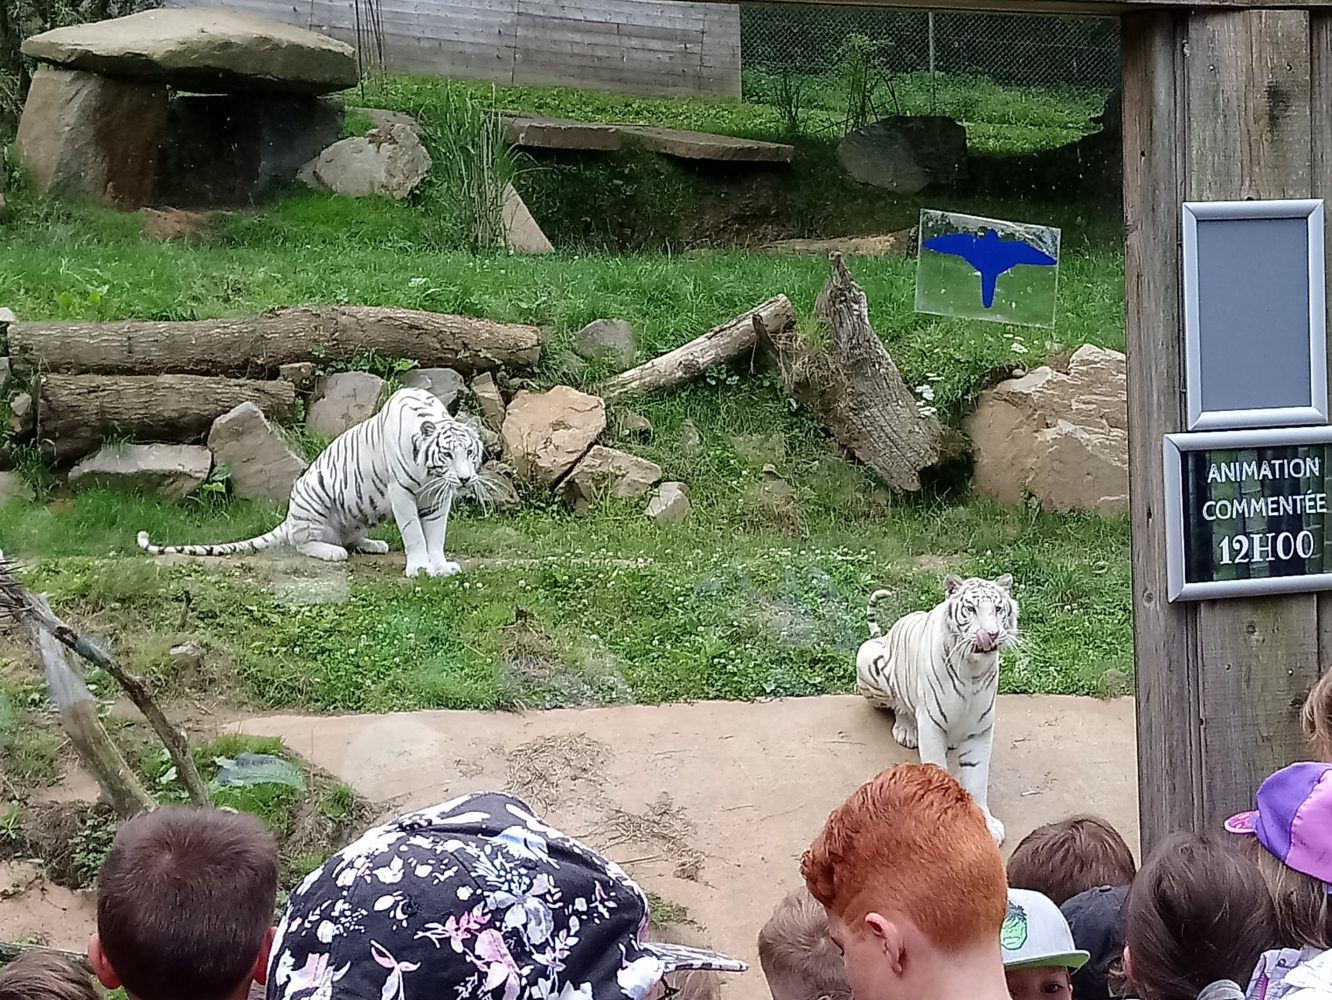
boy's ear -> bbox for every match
[862,912,907,977]
[1122,945,1133,983]
[251,926,278,985]
[88,934,122,990]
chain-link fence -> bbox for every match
[740,4,1118,95]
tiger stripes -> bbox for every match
[854,574,1018,845]
[138,387,484,579]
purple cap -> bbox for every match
[1224,761,1332,883]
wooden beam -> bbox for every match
[690,0,1332,15]
[1122,10,1200,852]
[1126,8,1325,855]
[1312,14,1332,683]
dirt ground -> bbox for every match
[3,694,1136,1000]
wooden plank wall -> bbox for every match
[1123,8,1328,854]
[165,0,741,99]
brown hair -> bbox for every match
[757,888,851,1000]
[97,806,278,1000]
[1240,835,1332,949]
[0,952,99,1000]
[800,763,1007,952]
[1124,833,1279,1000]
[1302,671,1332,761]
[1006,815,1136,905]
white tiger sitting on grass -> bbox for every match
[138,387,497,579]
[855,573,1018,845]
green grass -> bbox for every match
[0,73,1132,717]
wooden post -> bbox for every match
[1124,8,1327,853]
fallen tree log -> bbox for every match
[763,254,941,491]
[9,306,543,377]
[36,374,296,462]
[600,295,795,400]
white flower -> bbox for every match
[409,277,426,287]
[1011,342,1028,354]
[373,856,405,884]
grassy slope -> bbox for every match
[0,75,1131,716]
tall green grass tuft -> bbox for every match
[419,88,522,253]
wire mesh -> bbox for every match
[740,4,1119,97]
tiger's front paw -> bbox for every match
[405,558,431,578]
[984,811,1005,846]
[429,559,462,578]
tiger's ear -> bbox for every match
[420,421,437,437]
[944,574,963,595]
[993,574,1013,592]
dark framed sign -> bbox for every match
[1164,427,1332,601]
[1182,198,1327,431]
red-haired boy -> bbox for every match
[800,763,1010,1000]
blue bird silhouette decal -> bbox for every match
[923,228,1057,309]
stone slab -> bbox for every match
[22,9,357,95]
[501,113,794,164]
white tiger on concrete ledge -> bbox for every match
[855,574,1018,844]
[138,387,486,579]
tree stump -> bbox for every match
[764,253,941,491]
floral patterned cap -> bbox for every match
[267,791,747,1000]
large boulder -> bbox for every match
[208,402,308,504]
[967,344,1128,515]
[469,373,506,430]
[16,68,167,207]
[399,368,465,412]
[0,471,33,508]
[307,372,385,438]
[562,445,662,512]
[155,93,342,207]
[837,116,968,194]
[21,9,358,94]
[646,481,690,524]
[574,319,636,370]
[69,443,211,501]
[299,124,431,200]
[502,183,554,254]
[502,386,606,484]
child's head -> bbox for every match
[1000,888,1088,1000]
[1226,760,1332,949]
[644,923,722,1000]
[757,888,852,1000]
[1302,672,1332,760]
[1006,815,1137,905]
[89,806,279,1000]
[1123,833,1279,1000]
[801,764,1008,1000]
[0,951,99,1000]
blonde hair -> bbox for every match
[643,923,722,1000]
[1302,672,1332,761]
[1242,836,1332,949]
[757,889,851,1000]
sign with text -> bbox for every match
[1164,428,1332,601]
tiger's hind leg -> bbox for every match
[295,541,349,562]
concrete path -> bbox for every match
[223,694,1137,1000]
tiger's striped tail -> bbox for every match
[137,524,288,557]
[865,589,894,638]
